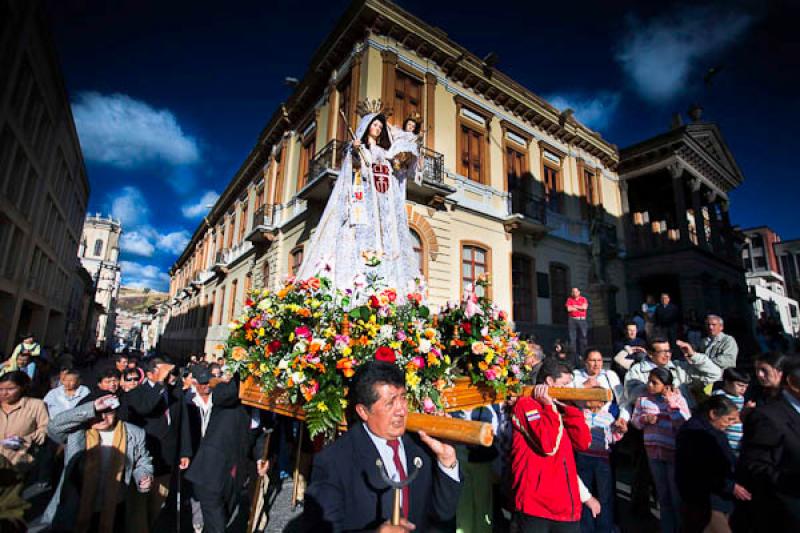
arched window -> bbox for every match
[290,246,304,276]
[461,243,491,298]
[93,239,104,257]
[410,229,425,275]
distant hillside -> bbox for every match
[117,286,169,314]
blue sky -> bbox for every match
[46,0,799,291]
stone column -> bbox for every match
[690,178,709,249]
[720,201,734,258]
[668,162,690,246]
[707,194,723,253]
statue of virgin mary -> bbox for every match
[296,99,423,298]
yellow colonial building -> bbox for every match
[160,0,624,358]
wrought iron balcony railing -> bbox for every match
[508,191,547,225]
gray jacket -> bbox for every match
[623,352,722,411]
[42,402,153,528]
[697,333,738,370]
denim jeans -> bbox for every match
[568,317,588,356]
[648,458,681,533]
[576,454,614,533]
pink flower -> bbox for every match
[295,326,312,340]
[471,341,486,355]
[464,297,483,319]
[430,347,442,359]
[423,397,436,413]
[484,369,498,381]
[396,331,407,341]
[511,364,521,376]
[412,356,426,369]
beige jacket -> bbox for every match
[0,396,49,470]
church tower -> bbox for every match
[78,214,122,351]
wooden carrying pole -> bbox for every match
[239,379,612,448]
[406,413,494,447]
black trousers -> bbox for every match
[193,483,227,533]
[515,513,580,533]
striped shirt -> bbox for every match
[579,408,620,458]
[712,389,744,455]
[632,393,691,461]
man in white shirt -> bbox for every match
[44,368,90,418]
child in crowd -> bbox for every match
[576,389,623,533]
[712,367,750,456]
[632,367,691,533]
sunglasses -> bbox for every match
[123,376,139,382]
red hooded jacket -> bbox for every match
[511,396,592,522]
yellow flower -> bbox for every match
[258,327,265,337]
[389,341,401,350]
[317,402,328,412]
[259,362,269,373]
[342,346,352,356]
[427,353,440,367]
[406,372,421,388]
[340,399,348,409]
[484,353,493,364]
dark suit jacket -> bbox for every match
[184,380,252,499]
[125,380,192,475]
[739,393,800,531]
[302,422,461,532]
[653,303,680,327]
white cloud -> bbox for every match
[181,191,220,219]
[156,231,191,254]
[119,225,190,257]
[616,6,753,103]
[546,92,621,130]
[120,231,155,257]
[72,91,200,168]
[120,260,170,291]
[111,186,149,227]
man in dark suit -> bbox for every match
[303,361,461,532]
[124,358,192,532]
[740,355,800,531]
[653,292,681,348]
[184,367,262,533]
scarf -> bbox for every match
[74,421,127,533]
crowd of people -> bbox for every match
[0,336,270,533]
[2,289,800,533]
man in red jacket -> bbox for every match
[512,358,599,532]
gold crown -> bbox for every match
[357,98,384,117]
[405,111,423,124]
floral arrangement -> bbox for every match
[437,274,528,396]
[225,269,528,439]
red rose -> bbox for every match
[375,346,396,364]
[268,340,282,354]
[461,321,473,336]
[384,289,397,302]
[245,298,254,307]
[369,295,381,309]
[498,310,507,321]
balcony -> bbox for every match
[298,140,347,202]
[212,249,229,274]
[407,146,455,206]
[246,205,279,244]
[503,191,548,235]
[627,214,738,265]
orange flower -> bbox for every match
[231,346,248,361]
[296,308,311,318]
[336,357,355,378]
